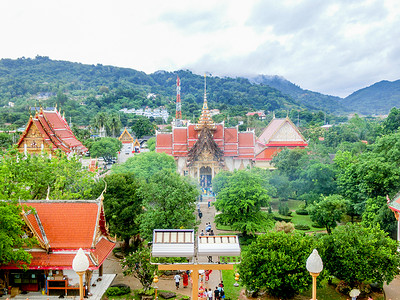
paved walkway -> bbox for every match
[103,197,226,299]
[384,276,400,300]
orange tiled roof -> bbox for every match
[23,201,99,249]
[17,109,87,154]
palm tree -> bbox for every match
[91,112,108,137]
[107,112,122,138]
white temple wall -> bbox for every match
[176,157,188,175]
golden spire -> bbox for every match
[195,73,216,130]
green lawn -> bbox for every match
[221,268,242,300]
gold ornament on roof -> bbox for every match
[195,74,216,131]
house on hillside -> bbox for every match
[255,116,308,168]
[0,195,115,297]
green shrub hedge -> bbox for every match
[273,215,292,222]
[106,286,131,296]
[295,208,309,215]
[294,224,311,230]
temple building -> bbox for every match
[255,116,308,168]
[156,77,255,188]
[0,193,115,297]
[17,108,87,155]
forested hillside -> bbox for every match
[343,80,400,115]
[248,75,347,113]
[0,56,304,128]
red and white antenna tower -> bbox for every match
[175,76,182,123]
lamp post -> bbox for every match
[72,248,89,300]
[153,275,158,300]
[234,273,240,287]
[306,249,323,300]
[349,288,360,300]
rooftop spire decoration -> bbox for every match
[195,74,216,130]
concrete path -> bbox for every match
[384,276,400,300]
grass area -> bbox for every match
[102,289,190,300]
[221,267,242,300]
[290,212,325,232]
[269,199,305,211]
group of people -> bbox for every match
[199,281,224,300]
[200,222,214,236]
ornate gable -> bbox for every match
[187,127,224,166]
[270,121,305,142]
[119,128,134,143]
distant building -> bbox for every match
[255,116,308,168]
[246,111,266,120]
[17,108,87,156]
[119,106,169,122]
[210,109,220,116]
[8,101,14,107]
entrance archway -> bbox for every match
[199,166,212,189]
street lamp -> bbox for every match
[153,275,159,300]
[349,288,360,300]
[306,249,323,300]
[72,248,90,300]
[234,273,240,287]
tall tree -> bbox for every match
[214,170,272,236]
[0,150,96,200]
[239,231,315,299]
[112,152,176,181]
[307,195,349,234]
[90,137,122,159]
[94,173,144,248]
[139,170,198,241]
[121,247,157,291]
[131,116,155,139]
[106,112,122,138]
[91,112,109,137]
[0,202,36,267]
[321,223,400,287]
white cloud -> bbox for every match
[0,0,399,97]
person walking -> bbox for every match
[174,273,181,290]
[207,287,213,300]
[183,272,189,288]
[214,286,220,300]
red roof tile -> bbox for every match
[23,202,99,249]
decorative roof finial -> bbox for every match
[195,73,216,131]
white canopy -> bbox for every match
[152,229,195,257]
[197,235,241,257]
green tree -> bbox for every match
[146,137,156,151]
[320,223,400,287]
[91,112,109,136]
[106,112,122,138]
[212,171,232,195]
[382,107,400,133]
[90,137,122,159]
[139,170,198,241]
[94,173,144,248]
[272,148,307,181]
[121,246,157,291]
[131,116,155,138]
[0,132,13,149]
[112,152,176,181]
[0,150,95,200]
[214,170,272,236]
[0,202,36,267]
[307,195,349,234]
[239,231,315,299]
[362,196,397,238]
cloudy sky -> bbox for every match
[1,0,399,97]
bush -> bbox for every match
[278,202,291,216]
[295,208,309,215]
[273,215,292,222]
[294,224,310,231]
[311,222,325,228]
[106,286,131,296]
[275,221,295,233]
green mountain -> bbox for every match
[0,56,306,127]
[342,80,400,115]
[248,75,347,113]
